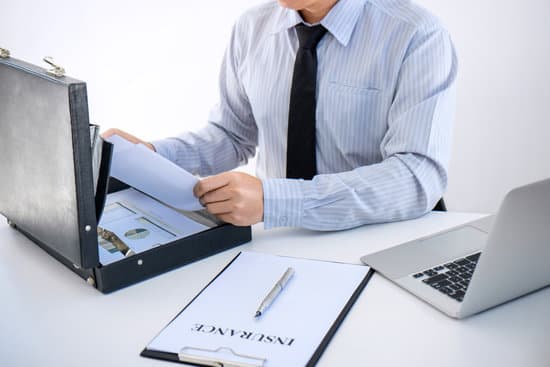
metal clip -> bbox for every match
[178,347,266,367]
[97,226,136,257]
[0,47,10,58]
[43,56,66,77]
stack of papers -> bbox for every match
[97,135,209,265]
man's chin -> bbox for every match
[277,0,302,11]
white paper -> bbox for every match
[146,252,370,367]
[106,135,203,211]
[98,188,209,265]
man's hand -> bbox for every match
[194,172,264,226]
[101,128,156,152]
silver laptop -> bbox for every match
[361,178,550,319]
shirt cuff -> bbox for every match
[150,138,178,163]
[262,178,306,229]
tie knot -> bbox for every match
[296,24,327,50]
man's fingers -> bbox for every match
[215,213,234,224]
[201,188,232,204]
[102,129,156,151]
[194,174,231,198]
[101,128,145,146]
[101,128,121,139]
[215,213,249,227]
[205,200,233,215]
[116,131,140,144]
[196,172,262,226]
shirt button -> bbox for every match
[280,216,288,225]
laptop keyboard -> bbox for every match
[411,252,482,302]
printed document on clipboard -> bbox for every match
[141,251,373,366]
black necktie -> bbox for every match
[286,24,328,180]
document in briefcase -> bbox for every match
[0,52,251,293]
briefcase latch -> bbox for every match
[0,47,10,58]
[43,56,66,77]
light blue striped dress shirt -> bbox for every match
[153,0,458,230]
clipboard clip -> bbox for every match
[178,346,266,367]
[97,226,136,257]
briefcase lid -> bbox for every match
[0,55,99,269]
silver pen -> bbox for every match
[254,267,295,318]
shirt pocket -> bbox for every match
[317,81,390,165]
[327,81,382,95]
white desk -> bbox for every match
[1,212,549,367]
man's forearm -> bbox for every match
[262,153,446,231]
[152,122,255,177]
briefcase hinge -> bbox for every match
[43,56,66,77]
[0,47,10,58]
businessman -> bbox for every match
[104,0,457,231]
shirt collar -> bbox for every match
[271,0,367,47]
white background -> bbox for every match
[1,0,549,214]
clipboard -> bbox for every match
[141,251,374,366]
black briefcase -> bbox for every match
[0,51,251,293]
